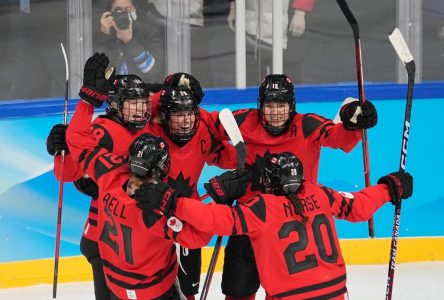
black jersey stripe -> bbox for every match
[305,286,348,300]
[231,209,238,235]
[274,274,346,298]
[89,206,98,214]
[248,195,266,222]
[88,218,97,227]
[105,261,176,289]
[338,196,348,218]
[320,186,336,207]
[102,259,148,280]
[83,146,102,172]
[235,205,248,234]
[344,197,354,218]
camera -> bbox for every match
[112,10,131,30]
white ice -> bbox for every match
[0,262,443,300]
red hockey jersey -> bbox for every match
[174,182,392,299]
[64,101,145,242]
[68,105,212,299]
[213,109,361,198]
[143,109,237,199]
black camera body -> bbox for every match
[112,10,131,30]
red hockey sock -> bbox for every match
[186,296,195,300]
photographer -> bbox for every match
[95,0,164,82]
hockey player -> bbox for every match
[134,152,413,300]
[47,53,154,300]
[67,128,213,299]
[210,74,378,300]
[145,83,238,300]
[61,58,237,299]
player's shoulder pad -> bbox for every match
[241,194,266,222]
[94,151,127,180]
[316,183,336,206]
[233,108,255,127]
[301,113,331,139]
[214,108,252,131]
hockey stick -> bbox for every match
[385,28,415,300]
[52,42,69,299]
[199,108,246,300]
[336,0,374,237]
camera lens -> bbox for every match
[112,10,130,30]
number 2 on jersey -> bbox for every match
[278,214,339,274]
[100,205,134,265]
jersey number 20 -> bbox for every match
[278,214,338,274]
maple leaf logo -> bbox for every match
[167,172,195,197]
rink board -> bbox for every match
[0,83,443,287]
[1,237,443,288]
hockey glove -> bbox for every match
[46,124,69,156]
[133,182,178,228]
[78,53,116,108]
[340,100,378,130]
[73,176,99,199]
[377,171,413,205]
[204,169,251,205]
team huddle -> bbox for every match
[46,53,413,300]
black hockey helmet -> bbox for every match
[257,74,296,135]
[164,72,204,104]
[261,152,303,195]
[159,86,200,146]
[106,74,151,131]
[128,133,170,180]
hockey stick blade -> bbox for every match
[219,108,246,170]
[60,43,69,125]
[219,108,244,145]
[336,0,357,27]
[60,43,69,82]
[388,28,414,65]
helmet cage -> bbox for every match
[159,87,200,146]
[257,74,296,135]
[107,75,151,131]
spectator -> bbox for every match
[94,0,165,82]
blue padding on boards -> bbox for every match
[0,97,442,262]
[1,81,443,118]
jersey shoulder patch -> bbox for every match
[301,113,329,139]
[243,195,266,222]
[233,108,254,127]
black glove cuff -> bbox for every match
[377,175,400,204]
